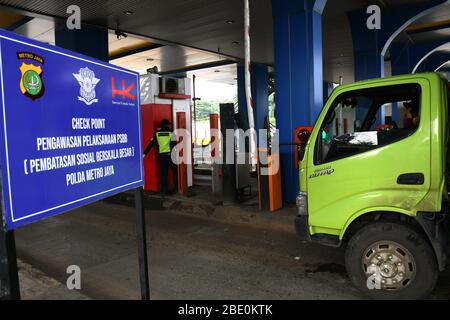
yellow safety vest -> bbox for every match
[156,131,173,154]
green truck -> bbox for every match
[296,72,450,299]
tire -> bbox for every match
[345,221,438,300]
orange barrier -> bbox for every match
[257,148,282,212]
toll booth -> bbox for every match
[140,74,193,193]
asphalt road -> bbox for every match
[14,201,450,300]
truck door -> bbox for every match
[306,81,431,235]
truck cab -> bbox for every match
[296,73,450,299]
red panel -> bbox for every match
[190,103,194,186]
[176,112,188,195]
[159,93,191,100]
[141,104,173,192]
[210,114,219,159]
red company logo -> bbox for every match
[111,77,136,100]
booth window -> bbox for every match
[314,83,422,165]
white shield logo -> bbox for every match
[73,67,100,105]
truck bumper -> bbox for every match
[295,214,311,240]
[295,192,341,247]
[295,192,311,239]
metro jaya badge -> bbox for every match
[19,62,44,100]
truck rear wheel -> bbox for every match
[345,221,438,299]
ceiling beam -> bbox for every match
[158,60,237,76]
[0,10,30,29]
[109,43,165,61]
[5,16,34,31]
[406,18,450,34]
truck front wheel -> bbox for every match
[345,221,438,299]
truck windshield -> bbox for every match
[315,84,421,164]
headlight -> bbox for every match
[296,192,308,216]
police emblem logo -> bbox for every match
[19,62,44,100]
[73,67,101,105]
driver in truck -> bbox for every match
[403,100,420,130]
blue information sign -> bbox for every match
[0,29,143,230]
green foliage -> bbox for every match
[193,94,275,129]
[269,93,276,128]
[194,96,236,121]
[194,100,218,121]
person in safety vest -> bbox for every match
[143,119,178,195]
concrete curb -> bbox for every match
[147,194,297,234]
[105,191,298,233]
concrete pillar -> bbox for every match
[55,23,109,62]
[272,0,325,203]
[389,42,412,76]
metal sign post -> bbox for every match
[134,187,149,300]
[0,187,150,301]
[0,227,20,300]
[0,176,20,300]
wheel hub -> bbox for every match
[363,241,416,291]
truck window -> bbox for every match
[315,84,421,165]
